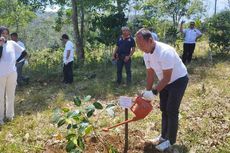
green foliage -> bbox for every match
[165,25,178,44]
[91,12,128,46]
[53,95,117,153]
[207,10,230,53]
[134,0,205,29]
[0,0,35,32]
[19,0,53,11]
[28,48,63,78]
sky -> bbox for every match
[205,0,230,16]
[45,0,230,16]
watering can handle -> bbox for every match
[102,118,134,132]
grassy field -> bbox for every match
[0,42,229,153]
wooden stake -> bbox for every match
[124,108,128,153]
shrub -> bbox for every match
[52,95,117,153]
[207,10,230,53]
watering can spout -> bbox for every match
[102,96,153,132]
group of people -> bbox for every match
[112,21,202,151]
[0,21,202,152]
[0,26,75,126]
[113,21,202,87]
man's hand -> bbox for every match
[0,37,5,46]
[142,90,156,101]
[64,61,68,65]
[112,53,118,60]
[124,56,130,62]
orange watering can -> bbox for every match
[102,96,153,132]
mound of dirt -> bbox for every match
[44,130,165,153]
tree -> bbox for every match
[207,10,230,53]
[137,0,205,27]
[214,0,217,15]
[0,0,35,32]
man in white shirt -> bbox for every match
[135,28,189,151]
[61,34,74,84]
[11,32,27,85]
[180,21,202,64]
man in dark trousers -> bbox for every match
[112,26,135,85]
[180,21,202,64]
[61,34,74,84]
[135,28,189,151]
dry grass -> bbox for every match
[0,42,229,153]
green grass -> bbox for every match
[0,42,229,152]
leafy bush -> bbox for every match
[165,25,178,45]
[27,48,63,78]
[52,95,117,153]
[207,10,230,53]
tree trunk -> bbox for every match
[214,0,217,15]
[80,0,85,59]
[71,0,84,60]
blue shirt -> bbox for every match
[116,36,135,56]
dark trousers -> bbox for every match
[16,61,25,84]
[63,61,73,84]
[160,75,189,144]
[116,58,131,84]
[182,43,196,64]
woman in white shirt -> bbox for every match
[0,26,27,125]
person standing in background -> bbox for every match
[180,21,202,64]
[149,27,159,41]
[0,26,27,125]
[61,34,74,84]
[11,32,27,85]
[112,26,136,86]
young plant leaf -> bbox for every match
[77,136,85,150]
[66,140,76,152]
[67,124,72,129]
[67,110,80,118]
[79,122,89,135]
[57,118,66,127]
[106,103,116,108]
[66,133,76,141]
[106,107,116,118]
[84,125,93,135]
[74,97,81,106]
[83,95,91,102]
[87,109,95,117]
[109,145,118,153]
[85,105,95,111]
[72,124,78,129]
[62,107,70,112]
[93,101,103,109]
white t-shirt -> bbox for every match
[0,40,25,77]
[63,40,74,64]
[15,41,25,63]
[183,28,202,44]
[143,41,187,84]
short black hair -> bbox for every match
[0,26,9,36]
[11,32,18,37]
[61,34,69,40]
[136,28,152,41]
